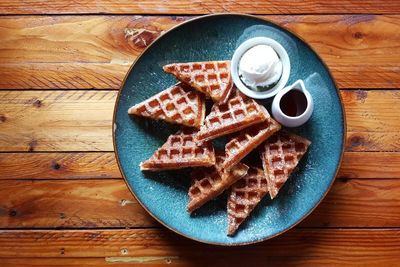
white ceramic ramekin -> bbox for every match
[231,37,291,99]
[271,79,314,127]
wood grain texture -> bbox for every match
[343,90,400,152]
[1,90,399,152]
[0,0,399,14]
[0,90,116,151]
[0,180,157,228]
[343,90,400,151]
[0,179,399,228]
[0,153,121,179]
[0,229,399,258]
[0,256,399,267]
[343,90,400,132]
[0,63,128,90]
[346,132,400,152]
[0,15,399,89]
[1,152,400,180]
[301,179,400,227]
[339,152,400,179]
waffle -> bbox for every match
[140,129,215,171]
[222,119,281,171]
[196,90,270,142]
[187,153,249,213]
[227,167,268,236]
[128,83,205,129]
[163,61,233,103]
[261,132,311,199]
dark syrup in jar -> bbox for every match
[279,89,308,117]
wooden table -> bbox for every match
[0,1,400,266]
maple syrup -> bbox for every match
[279,89,308,117]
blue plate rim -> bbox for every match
[112,13,347,246]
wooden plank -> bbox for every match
[0,153,121,180]
[0,16,175,64]
[0,15,399,89]
[0,90,116,152]
[0,229,399,258]
[0,256,398,267]
[0,63,128,90]
[1,90,399,152]
[0,179,399,228]
[301,179,400,227]
[0,0,399,15]
[339,152,400,179]
[1,152,400,180]
[343,90,400,152]
[346,132,400,152]
[0,180,157,228]
[342,90,399,132]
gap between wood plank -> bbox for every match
[1,13,400,16]
[0,0,400,15]
[17,226,398,231]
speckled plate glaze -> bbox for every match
[113,14,345,245]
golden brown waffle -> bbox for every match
[140,129,215,171]
[163,61,233,103]
[222,119,281,171]
[187,153,249,213]
[227,167,268,236]
[128,83,205,129]
[196,90,270,142]
[261,132,311,199]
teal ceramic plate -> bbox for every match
[113,14,345,245]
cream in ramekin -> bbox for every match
[231,37,290,99]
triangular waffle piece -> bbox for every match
[128,83,205,129]
[222,119,281,171]
[187,153,249,213]
[227,167,268,236]
[140,129,215,171]
[261,132,311,199]
[163,61,233,103]
[196,90,270,142]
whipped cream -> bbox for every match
[238,44,283,91]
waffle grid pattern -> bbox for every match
[163,61,233,103]
[188,155,248,213]
[129,83,205,128]
[227,167,268,236]
[196,91,269,141]
[140,131,215,171]
[222,119,281,170]
[261,132,311,199]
